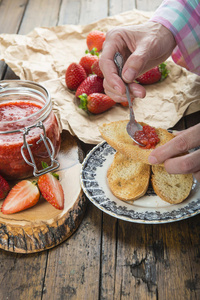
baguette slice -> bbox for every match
[99,120,174,164]
[151,165,193,204]
[107,152,150,201]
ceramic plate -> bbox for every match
[80,141,200,224]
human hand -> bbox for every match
[99,22,176,103]
[148,123,200,182]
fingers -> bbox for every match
[148,124,200,181]
[103,79,146,103]
[149,124,200,163]
[164,149,200,175]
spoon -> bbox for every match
[114,52,144,146]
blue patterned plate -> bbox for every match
[80,141,200,224]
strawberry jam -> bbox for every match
[134,125,160,149]
[0,81,61,180]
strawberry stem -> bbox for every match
[79,93,88,111]
[159,62,169,81]
[85,48,99,56]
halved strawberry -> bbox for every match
[0,175,10,200]
[38,173,64,210]
[1,180,40,214]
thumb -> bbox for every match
[122,48,148,83]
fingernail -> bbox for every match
[133,89,144,98]
[148,156,158,164]
[123,68,136,82]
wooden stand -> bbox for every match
[0,131,87,253]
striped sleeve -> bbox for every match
[150,0,200,75]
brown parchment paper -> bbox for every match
[0,10,199,144]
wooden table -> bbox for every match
[0,1,200,299]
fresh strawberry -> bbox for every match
[38,173,64,210]
[79,53,99,75]
[86,30,105,52]
[75,75,104,98]
[65,62,87,90]
[0,175,10,200]
[91,60,104,78]
[136,63,169,85]
[1,180,40,214]
[79,93,115,114]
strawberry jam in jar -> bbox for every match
[0,80,61,180]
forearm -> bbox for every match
[150,0,200,75]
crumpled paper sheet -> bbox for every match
[0,10,199,144]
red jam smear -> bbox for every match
[134,125,160,149]
[0,101,61,180]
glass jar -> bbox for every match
[0,80,61,180]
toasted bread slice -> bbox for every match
[107,152,150,201]
[99,120,174,164]
[151,165,193,204]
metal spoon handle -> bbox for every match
[114,52,136,121]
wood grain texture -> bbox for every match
[0,0,199,299]
[0,131,87,254]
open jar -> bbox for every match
[0,80,61,180]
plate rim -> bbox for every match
[80,141,200,224]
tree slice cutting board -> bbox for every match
[0,131,88,254]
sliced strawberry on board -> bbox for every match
[75,75,104,98]
[136,63,169,85]
[1,180,40,214]
[86,30,105,52]
[79,93,115,114]
[38,173,64,210]
[0,175,10,200]
[65,62,87,90]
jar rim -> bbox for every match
[0,80,51,131]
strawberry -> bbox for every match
[38,173,64,210]
[86,30,105,52]
[136,63,169,85]
[0,175,10,200]
[65,62,87,90]
[91,60,104,78]
[1,180,40,214]
[79,53,99,75]
[75,75,104,98]
[79,93,115,114]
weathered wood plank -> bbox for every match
[136,0,162,11]
[18,0,62,35]
[154,219,200,300]
[59,0,82,25]
[0,0,28,34]
[100,214,118,299]
[0,250,47,300]
[42,203,102,300]
[114,221,157,299]
[109,0,136,16]
[78,0,108,25]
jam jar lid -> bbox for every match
[0,80,60,176]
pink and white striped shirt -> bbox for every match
[150,0,200,76]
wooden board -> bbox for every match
[0,131,87,254]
